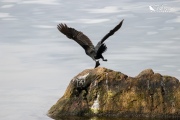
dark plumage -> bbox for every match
[57,19,124,68]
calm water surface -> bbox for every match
[53,116,180,120]
[0,0,180,120]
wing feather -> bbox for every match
[100,19,124,43]
[57,23,94,50]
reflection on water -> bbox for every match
[54,116,180,120]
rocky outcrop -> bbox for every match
[48,67,180,119]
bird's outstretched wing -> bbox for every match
[57,23,94,50]
[100,19,124,43]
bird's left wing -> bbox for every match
[100,19,124,43]
[57,23,94,50]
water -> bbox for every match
[0,0,180,120]
[52,116,180,120]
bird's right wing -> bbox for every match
[57,23,94,50]
[100,19,124,43]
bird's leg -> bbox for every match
[101,55,108,61]
[95,60,100,68]
[91,55,100,68]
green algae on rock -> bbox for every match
[48,67,180,118]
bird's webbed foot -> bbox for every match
[103,59,108,61]
[94,60,100,68]
[101,55,107,61]
[102,57,108,61]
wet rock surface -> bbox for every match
[48,67,180,118]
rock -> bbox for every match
[48,67,180,118]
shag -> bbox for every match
[57,19,124,68]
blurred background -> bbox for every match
[0,0,179,120]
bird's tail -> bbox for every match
[96,43,107,58]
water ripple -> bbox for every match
[158,27,174,30]
[146,31,158,35]
[55,19,109,24]
[1,4,14,8]
[32,25,54,29]
[166,16,180,23]
[0,12,17,20]
[81,6,121,13]
[78,18,109,24]
[19,0,59,5]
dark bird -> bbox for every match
[57,19,124,68]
